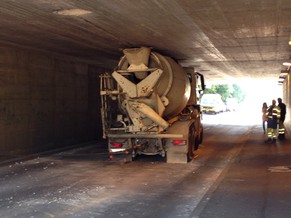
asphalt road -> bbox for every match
[0,112,291,218]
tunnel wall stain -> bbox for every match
[0,46,105,159]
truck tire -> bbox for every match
[187,125,195,161]
[194,134,199,150]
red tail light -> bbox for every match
[110,142,123,148]
[172,140,186,146]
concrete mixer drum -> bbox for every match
[117,47,191,120]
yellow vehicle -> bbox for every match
[201,94,226,114]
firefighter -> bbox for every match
[266,99,281,143]
[277,98,286,140]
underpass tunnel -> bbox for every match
[0,45,290,163]
[1,1,291,163]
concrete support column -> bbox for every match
[283,74,291,135]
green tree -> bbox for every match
[203,83,245,103]
[232,84,245,103]
[203,84,230,101]
[203,87,216,94]
[213,84,230,102]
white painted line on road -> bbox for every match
[190,126,253,218]
[268,166,291,172]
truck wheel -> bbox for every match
[194,134,199,150]
[187,125,195,161]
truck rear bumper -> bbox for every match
[109,148,127,153]
[107,133,183,139]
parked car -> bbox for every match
[200,94,226,114]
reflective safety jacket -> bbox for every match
[267,105,281,122]
[278,102,286,122]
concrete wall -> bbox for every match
[0,46,104,159]
[283,74,291,135]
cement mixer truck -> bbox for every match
[100,47,205,163]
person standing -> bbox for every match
[277,98,286,140]
[262,102,268,134]
[266,99,281,143]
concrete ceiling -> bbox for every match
[1,0,291,83]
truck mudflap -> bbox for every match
[165,120,196,163]
[166,144,188,163]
